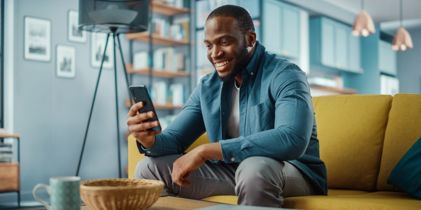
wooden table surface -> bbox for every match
[81,196,217,210]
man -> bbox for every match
[127,5,327,207]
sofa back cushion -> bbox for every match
[377,94,421,190]
[313,95,392,191]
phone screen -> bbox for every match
[129,85,161,132]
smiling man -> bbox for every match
[127,5,327,207]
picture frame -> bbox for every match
[68,10,87,43]
[91,32,113,69]
[56,45,76,78]
[24,16,51,61]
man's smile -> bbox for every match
[214,59,231,72]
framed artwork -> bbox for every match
[24,16,51,61]
[56,45,76,78]
[68,10,86,43]
[91,32,113,69]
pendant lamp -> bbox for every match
[352,0,375,37]
[392,0,413,51]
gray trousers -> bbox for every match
[135,155,314,207]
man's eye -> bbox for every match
[221,40,229,45]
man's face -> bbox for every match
[204,16,253,81]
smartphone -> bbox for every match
[129,85,161,132]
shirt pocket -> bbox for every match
[247,101,275,132]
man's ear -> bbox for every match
[245,31,257,48]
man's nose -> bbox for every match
[210,46,222,59]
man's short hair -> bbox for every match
[206,5,255,33]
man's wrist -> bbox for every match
[137,136,156,149]
[198,143,223,161]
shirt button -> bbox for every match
[230,157,235,162]
[250,72,254,76]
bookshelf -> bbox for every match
[310,84,357,95]
[126,0,192,130]
[152,1,190,16]
[0,131,20,206]
[126,32,189,46]
[125,99,183,110]
[126,64,190,78]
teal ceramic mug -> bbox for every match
[32,176,80,210]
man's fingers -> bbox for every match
[128,121,160,133]
[133,130,156,139]
[172,165,191,187]
[127,102,143,117]
[127,111,155,125]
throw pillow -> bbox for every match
[387,137,421,199]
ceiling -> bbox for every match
[324,0,421,23]
[323,0,421,33]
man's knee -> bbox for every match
[235,157,285,206]
[134,155,178,179]
[235,157,285,195]
[135,157,156,179]
[235,156,284,187]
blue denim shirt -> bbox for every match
[138,42,327,194]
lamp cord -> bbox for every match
[361,0,364,10]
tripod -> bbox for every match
[76,27,132,178]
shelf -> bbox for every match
[126,64,190,78]
[0,133,19,138]
[310,84,357,95]
[126,32,189,46]
[0,131,19,139]
[0,163,19,192]
[152,1,190,16]
[125,99,183,110]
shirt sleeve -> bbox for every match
[137,85,206,157]
[220,64,314,163]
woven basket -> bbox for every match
[80,178,164,210]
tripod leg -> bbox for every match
[117,34,132,107]
[76,33,111,176]
[113,33,123,178]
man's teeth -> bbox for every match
[215,61,229,67]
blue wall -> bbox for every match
[1,0,130,203]
[397,27,421,93]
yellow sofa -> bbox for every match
[128,94,421,209]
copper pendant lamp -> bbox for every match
[352,0,375,37]
[392,0,413,51]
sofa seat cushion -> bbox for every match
[377,94,421,190]
[327,189,369,196]
[202,190,369,205]
[284,191,421,210]
[203,195,238,204]
[312,95,392,191]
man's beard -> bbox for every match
[219,46,249,82]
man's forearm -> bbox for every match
[198,143,223,161]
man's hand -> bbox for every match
[172,143,223,186]
[127,101,161,148]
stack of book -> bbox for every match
[133,49,185,71]
[0,142,12,163]
[151,82,185,106]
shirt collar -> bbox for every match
[242,41,265,78]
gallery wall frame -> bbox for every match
[56,45,76,78]
[90,32,113,69]
[24,16,51,62]
[68,10,86,43]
